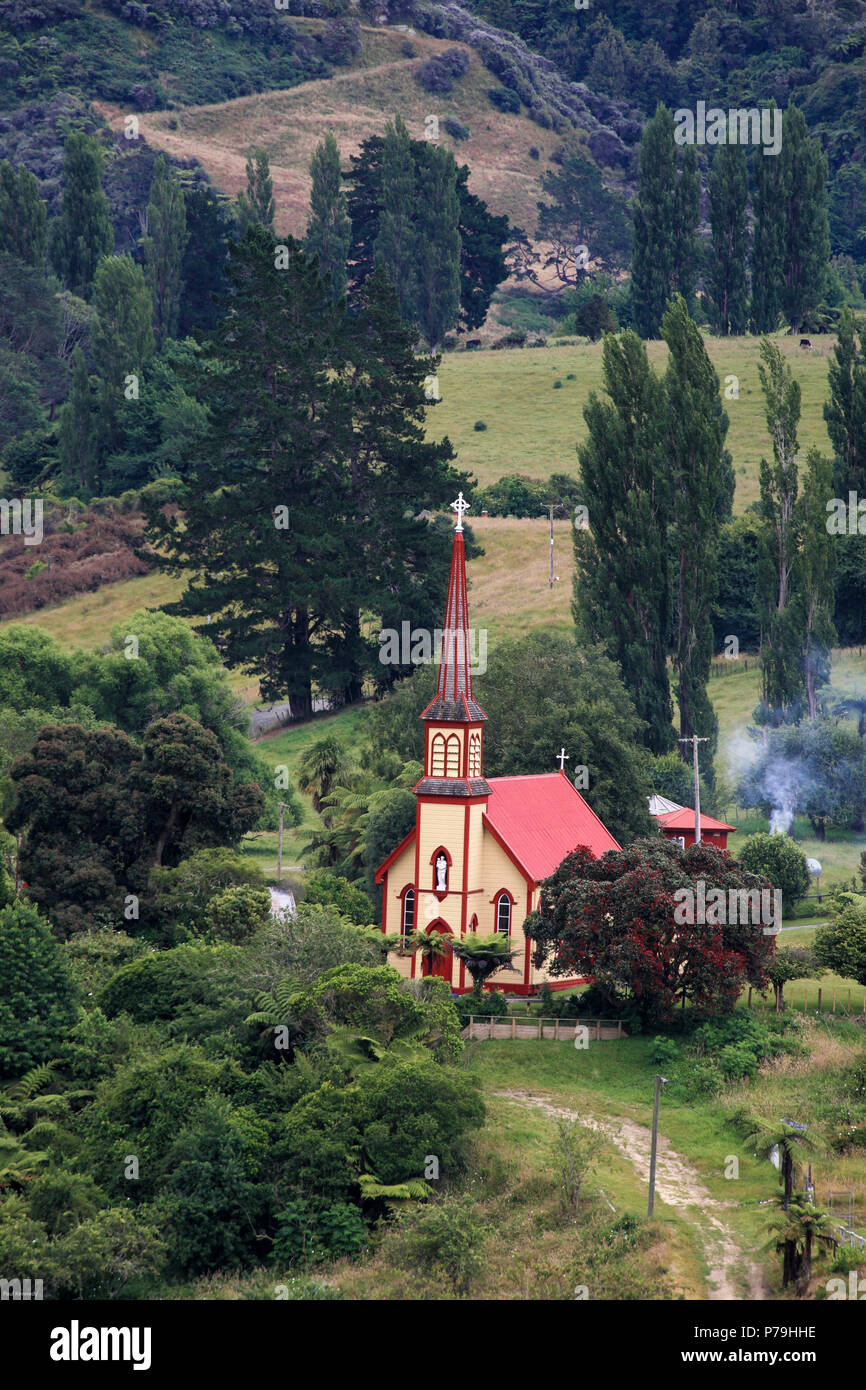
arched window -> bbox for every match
[468,733,481,777]
[496,893,511,936]
[401,887,415,945]
[431,734,446,776]
[445,734,460,777]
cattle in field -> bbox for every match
[465,338,482,350]
[800,338,813,349]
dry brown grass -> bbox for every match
[93,23,559,235]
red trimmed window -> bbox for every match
[495,892,512,935]
[445,734,460,777]
[400,886,415,946]
[431,734,446,776]
[468,732,481,777]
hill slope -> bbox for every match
[93,20,565,235]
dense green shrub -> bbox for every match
[387,1200,484,1295]
[204,885,272,943]
[97,942,248,1035]
[488,87,521,113]
[271,1197,368,1266]
[443,116,470,141]
[738,833,811,912]
[303,871,373,926]
[0,901,78,1076]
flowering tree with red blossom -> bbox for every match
[529,838,775,1026]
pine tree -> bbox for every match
[0,160,46,269]
[824,305,866,494]
[373,116,418,326]
[631,105,699,338]
[236,148,275,233]
[146,231,465,718]
[706,144,749,336]
[305,132,350,303]
[57,344,98,497]
[414,143,461,349]
[143,155,188,348]
[798,449,836,720]
[750,104,785,334]
[662,295,728,774]
[780,105,830,336]
[573,330,675,754]
[756,338,805,722]
[49,133,113,297]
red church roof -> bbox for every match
[483,772,621,883]
[656,808,736,833]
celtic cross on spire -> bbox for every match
[451,492,469,532]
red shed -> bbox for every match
[649,796,736,850]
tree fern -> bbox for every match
[357,1172,429,1204]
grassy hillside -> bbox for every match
[433,332,838,507]
[93,20,562,236]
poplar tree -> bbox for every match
[305,132,350,302]
[797,448,836,720]
[373,115,418,326]
[756,338,805,723]
[573,330,675,754]
[414,143,461,350]
[662,295,728,773]
[57,345,98,497]
[824,306,866,494]
[631,105,699,338]
[751,126,785,333]
[706,144,749,336]
[780,105,830,336]
[236,148,276,233]
[49,133,113,297]
[143,155,188,347]
[91,253,155,460]
[0,160,46,269]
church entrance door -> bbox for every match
[422,922,453,985]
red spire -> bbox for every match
[421,495,486,724]
[438,528,473,704]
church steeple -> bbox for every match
[421,493,487,726]
[416,495,489,794]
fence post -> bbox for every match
[469,1014,474,1038]
[617,1020,623,1038]
[818,988,822,1012]
[555,1018,559,1041]
[833,991,837,1013]
[511,1016,516,1040]
[537,1017,542,1040]
[595,1019,601,1042]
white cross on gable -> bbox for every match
[451,492,469,532]
[557,747,569,771]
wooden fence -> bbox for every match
[461,1015,625,1042]
[747,986,866,1015]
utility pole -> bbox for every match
[647,1073,667,1219]
[541,505,554,588]
[277,801,289,884]
[678,734,709,844]
[549,503,554,589]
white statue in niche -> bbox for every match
[435,853,448,891]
